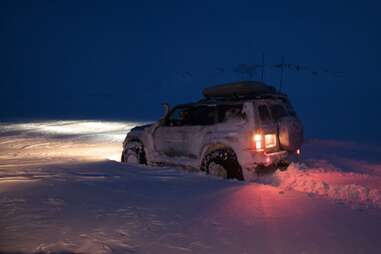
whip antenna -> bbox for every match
[279,56,285,92]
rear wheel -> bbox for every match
[277,160,290,172]
[121,141,147,165]
[201,148,244,180]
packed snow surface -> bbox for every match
[1,120,381,253]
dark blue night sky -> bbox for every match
[1,0,381,143]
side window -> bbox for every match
[188,106,216,126]
[166,106,216,126]
[258,105,271,122]
[218,104,245,123]
[166,107,190,126]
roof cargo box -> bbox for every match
[203,81,276,98]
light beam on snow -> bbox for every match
[0,120,141,142]
[0,120,144,161]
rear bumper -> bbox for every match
[239,149,300,173]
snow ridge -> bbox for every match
[271,163,381,209]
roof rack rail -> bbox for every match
[196,80,292,104]
[198,92,288,103]
[202,80,280,98]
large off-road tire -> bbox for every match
[201,148,244,180]
[121,141,147,165]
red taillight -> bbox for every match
[252,133,263,151]
[264,134,277,149]
[253,133,277,151]
[296,149,301,155]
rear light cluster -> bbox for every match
[252,133,277,151]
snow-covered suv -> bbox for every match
[121,81,303,180]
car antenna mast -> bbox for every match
[261,52,265,81]
[279,56,285,92]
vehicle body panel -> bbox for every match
[122,81,303,180]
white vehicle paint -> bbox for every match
[122,81,304,180]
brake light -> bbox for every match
[264,134,277,148]
[252,133,277,151]
[253,134,263,151]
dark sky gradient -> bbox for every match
[1,0,381,143]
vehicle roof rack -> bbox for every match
[201,80,286,102]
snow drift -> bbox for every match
[1,120,381,254]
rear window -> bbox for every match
[218,104,245,122]
[257,103,292,121]
[269,104,288,120]
[258,105,271,121]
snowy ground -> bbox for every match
[1,120,381,254]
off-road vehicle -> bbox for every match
[121,81,303,180]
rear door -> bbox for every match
[255,100,303,151]
[267,103,303,151]
[255,102,278,133]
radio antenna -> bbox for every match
[261,52,265,81]
[279,56,285,92]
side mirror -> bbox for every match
[161,103,170,118]
[159,103,170,126]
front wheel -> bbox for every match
[121,141,147,165]
[201,149,244,180]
